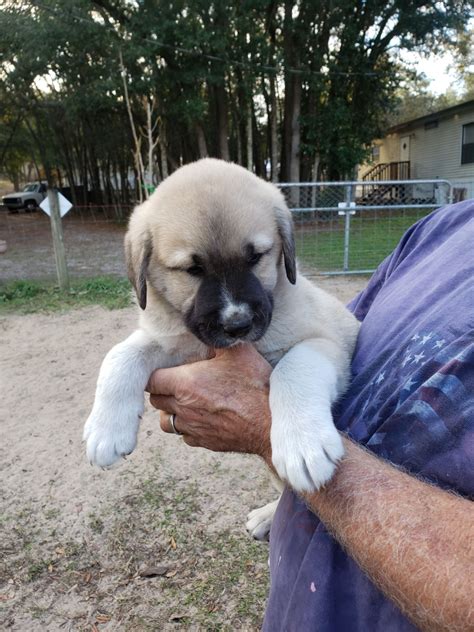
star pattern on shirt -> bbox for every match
[421,333,433,345]
[433,339,446,349]
[402,376,418,392]
[411,334,420,341]
[412,352,425,364]
[402,354,412,367]
[375,372,385,385]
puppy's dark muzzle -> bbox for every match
[185,270,273,348]
[222,316,253,338]
[189,304,272,348]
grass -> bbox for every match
[123,475,270,630]
[0,276,133,314]
[2,461,270,630]
[0,211,428,315]
[295,209,429,272]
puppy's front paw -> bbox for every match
[83,398,143,467]
[246,499,279,541]
[271,413,344,493]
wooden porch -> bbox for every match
[362,161,410,181]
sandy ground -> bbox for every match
[0,210,365,283]
[0,276,367,631]
[0,211,129,282]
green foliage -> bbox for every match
[0,276,132,314]
[382,68,469,129]
[0,0,471,186]
[449,25,474,99]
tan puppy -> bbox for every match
[83,159,359,538]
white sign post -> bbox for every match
[40,190,71,290]
[39,191,73,217]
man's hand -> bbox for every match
[147,344,272,458]
[147,345,474,632]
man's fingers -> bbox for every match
[214,343,253,360]
[159,410,172,433]
[182,435,199,447]
[146,365,185,395]
[158,410,186,436]
[150,394,176,412]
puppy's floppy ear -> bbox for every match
[274,206,296,284]
[124,228,153,310]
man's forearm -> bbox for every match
[298,437,473,632]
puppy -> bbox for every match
[83,159,360,539]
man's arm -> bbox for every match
[300,437,473,632]
[148,345,473,632]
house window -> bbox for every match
[371,145,380,162]
[461,123,474,164]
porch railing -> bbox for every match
[362,161,410,181]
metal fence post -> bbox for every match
[281,178,452,275]
[338,183,356,273]
[48,188,70,291]
[447,183,453,205]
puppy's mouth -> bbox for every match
[192,314,272,349]
[188,310,272,349]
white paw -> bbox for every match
[246,499,279,541]
[271,412,344,493]
[83,397,143,467]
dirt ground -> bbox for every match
[0,210,129,282]
[0,276,367,631]
[0,210,364,284]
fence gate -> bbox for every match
[278,180,452,275]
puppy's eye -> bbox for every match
[248,252,263,266]
[186,264,205,277]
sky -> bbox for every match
[408,51,460,96]
[400,18,474,97]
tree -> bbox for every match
[450,25,474,99]
[0,0,471,195]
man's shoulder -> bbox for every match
[348,200,474,322]
[338,200,474,496]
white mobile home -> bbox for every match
[359,99,474,201]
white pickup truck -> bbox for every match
[2,182,48,212]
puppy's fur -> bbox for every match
[84,159,359,538]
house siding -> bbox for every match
[409,110,474,182]
[359,105,474,199]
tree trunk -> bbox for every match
[236,124,242,165]
[216,84,230,161]
[281,0,302,186]
[269,75,279,182]
[196,123,208,158]
[246,99,253,172]
[81,144,89,204]
[289,76,301,185]
[25,116,53,186]
[252,108,264,178]
[146,98,154,188]
[159,122,169,180]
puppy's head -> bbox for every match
[125,159,296,348]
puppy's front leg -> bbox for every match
[83,329,163,467]
[269,338,347,493]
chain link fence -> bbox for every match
[278,180,453,275]
[0,179,458,284]
[0,205,132,283]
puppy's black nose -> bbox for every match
[223,317,252,338]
